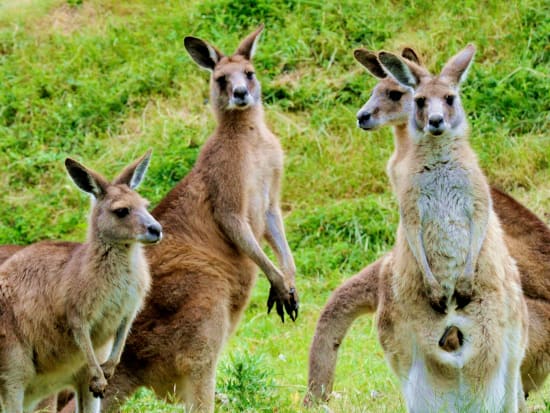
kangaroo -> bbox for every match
[306,47,549,405]
[0,151,161,413]
[61,25,301,413]
[355,47,420,192]
[385,46,485,310]
[372,44,528,412]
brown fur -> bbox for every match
[85,26,299,413]
[0,152,159,413]
[306,185,550,404]
[307,47,548,406]
[377,45,528,411]
[304,257,383,404]
[0,245,24,266]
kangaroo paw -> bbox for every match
[89,374,108,398]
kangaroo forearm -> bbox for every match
[464,208,490,278]
[404,224,437,285]
[72,327,102,376]
[220,214,285,288]
[472,211,489,262]
[265,210,296,278]
[106,318,131,364]
[417,229,437,284]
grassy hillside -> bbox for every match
[0,0,548,412]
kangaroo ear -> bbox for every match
[184,36,224,71]
[401,47,422,65]
[65,158,108,198]
[235,24,264,60]
[379,51,430,89]
[353,49,387,79]
[113,149,152,189]
[440,44,476,86]
[378,52,418,88]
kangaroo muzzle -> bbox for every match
[438,325,464,352]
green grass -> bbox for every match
[1,0,549,411]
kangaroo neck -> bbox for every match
[392,123,412,164]
[414,133,468,166]
[83,230,137,276]
[214,104,265,134]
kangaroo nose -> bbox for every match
[233,87,248,100]
[357,112,372,129]
[429,115,444,128]
[147,223,162,242]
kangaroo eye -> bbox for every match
[446,95,455,106]
[245,71,255,80]
[415,97,426,109]
[216,76,227,89]
[388,90,404,102]
[113,208,130,218]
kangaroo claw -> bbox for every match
[267,285,299,323]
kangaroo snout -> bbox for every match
[357,111,372,129]
[427,114,445,135]
[233,86,248,100]
[232,86,251,107]
[139,221,163,244]
[429,114,443,128]
[147,223,163,243]
[438,325,464,352]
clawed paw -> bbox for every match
[454,278,473,309]
[429,294,447,314]
[101,360,116,380]
[427,284,448,314]
[267,285,299,323]
[89,374,108,398]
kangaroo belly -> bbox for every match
[421,214,470,279]
[416,166,473,284]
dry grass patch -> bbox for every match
[39,2,101,36]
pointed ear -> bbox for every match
[378,51,430,89]
[353,48,387,79]
[65,158,108,198]
[113,149,152,189]
[235,24,264,60]
[440,44,476,86]
[184,36,223,71]
[401,47,422,65]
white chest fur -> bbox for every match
[413,161,474,288]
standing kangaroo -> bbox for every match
[373,44,528,412]
[85,25,299,413]
[0,151,161,413]
[306,47,549,404]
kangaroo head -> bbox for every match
[184,25,264,112]
[379,44,475,141]
[438,325,464,352]
[354,48,422,131]
[65,150,162,246]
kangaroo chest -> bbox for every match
[413,163,474,280]
[245,140,282,238]
[90,268,148,345]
